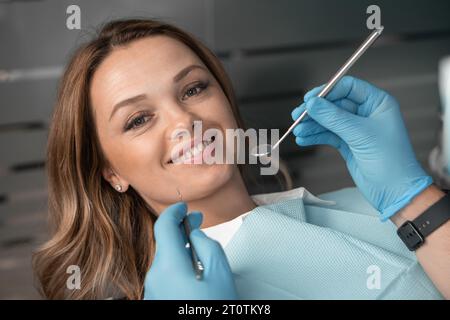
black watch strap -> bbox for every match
[397,190,450,251]
[413,192,450,237]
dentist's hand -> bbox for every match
[291,76,433,221]
[144,202,238,299]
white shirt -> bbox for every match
[201,187,335,248]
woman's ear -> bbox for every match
[102,167,129,193]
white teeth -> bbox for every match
[194,143,204,155]
[171,139,213,163]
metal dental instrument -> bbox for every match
[177,187,204,280]
[253,27,384,158]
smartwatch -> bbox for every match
[397,190,450,251]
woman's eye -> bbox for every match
[182,81,208,100]
[125,113,152,131]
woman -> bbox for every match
[33,18,449,299]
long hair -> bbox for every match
[33,19,289,299]
[32,18,291,299]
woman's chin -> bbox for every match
[174,163,234,192]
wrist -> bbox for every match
[390,184,445,227]
[379,176,433,222]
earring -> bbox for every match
[115,184,122,192]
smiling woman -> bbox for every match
[31,18,277,299]
[89,33,251,214]
[29,17,449,301]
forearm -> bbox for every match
[390,185,450,299]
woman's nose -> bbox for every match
[164,104,198,141]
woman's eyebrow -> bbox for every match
[109,94,147,121]
[173,64,206,82]
[109,64,206,121]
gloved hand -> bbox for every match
[144,202,238,299]
[291,76,433,221]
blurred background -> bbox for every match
[1,0,450,299]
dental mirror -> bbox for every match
[251,27,383,158]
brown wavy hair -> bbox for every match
[33,19,255,299]
[32,18,291,300]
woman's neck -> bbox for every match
[186,167,257,228]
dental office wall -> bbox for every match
[1,0,449,299]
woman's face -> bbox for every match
[90,35,239,212]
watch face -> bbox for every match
[397,222,424,251]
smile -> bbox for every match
[168,136,215,164]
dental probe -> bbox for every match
[177,187,204,280]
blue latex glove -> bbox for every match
[291,76,433,221]
[144,202,238,299]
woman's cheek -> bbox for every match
[108,137,160,179]
[127,139,161,171]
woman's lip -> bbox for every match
[167,136,215,164]
[166,137,202,164]
[167,135,216,164]
[181,139,215,164]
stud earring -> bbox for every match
[115,184,122,192]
